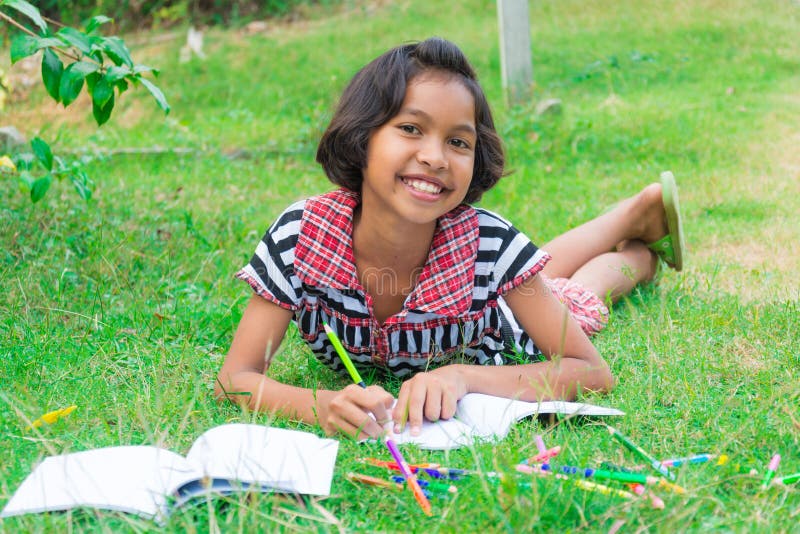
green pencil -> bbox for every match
[605,425,676,481]
[323,322,365,387]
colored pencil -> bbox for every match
[521,445,562,465]
[347,472,403,490]
[391,476,458,494]
[761,454,781,489]
[541,464,686,494]
[362,458,471,478]
[659,453,716,467]
[605,425,676,481]
[323,323,365,387]
[627,483,665,509]
[384,435,433,515]
[323,323,432,516]
[516,464,634,499]
[534,435,547,455]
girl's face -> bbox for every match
[361,72,476,228]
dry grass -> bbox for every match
[691,120,800,302]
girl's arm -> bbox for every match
[393,274,614,434]
[216,295,394,437]
[464,273,614,396]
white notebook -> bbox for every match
[384,393,624,450]
[1,424,339,522]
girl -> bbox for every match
[216,37,685,439]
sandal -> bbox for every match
[647,171,685,271]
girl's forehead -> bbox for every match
[404,72,475,107]
[409,69,466,89]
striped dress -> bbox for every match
[237,189,606,378]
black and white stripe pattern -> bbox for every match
[237,198,549,378]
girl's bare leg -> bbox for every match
[541,183,667,280]
[569,240,657,304]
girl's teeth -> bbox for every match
[406,178,442,194]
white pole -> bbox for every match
[497,0,533,105]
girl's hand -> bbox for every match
[316,385,394,439]
[393,365,469,436]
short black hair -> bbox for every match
[316,37,504,204]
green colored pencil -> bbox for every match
[605,425,676,481]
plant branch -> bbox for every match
[41,15,64,29]
[49,45,90,64]
[0,10,37,37]
[0,11,84,64]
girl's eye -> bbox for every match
[399,124,419,134]
[450,138,471,150]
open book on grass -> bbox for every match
[1,424,338,523]
[385,393,624,450]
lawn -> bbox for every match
[1,0,798,531]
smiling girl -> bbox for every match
[216,38,685,439]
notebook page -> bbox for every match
[455,393,625,439]
[184,425,338,496]
[0,446,198,519]
[383,417,475,450]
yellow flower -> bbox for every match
[29,405,77,429]
[0,155,16,173]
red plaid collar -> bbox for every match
[295,189,479,317]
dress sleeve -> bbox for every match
[488,214,551,296]
[235,200,306,311]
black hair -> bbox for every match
[316,37,504,204]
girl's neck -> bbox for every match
[351,204,436,275]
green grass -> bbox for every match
[2,0,799,531]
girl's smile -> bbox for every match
[400,174,445,199]
[360,72,477,228]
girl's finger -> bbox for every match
[423,383,443,423]
[440,386,458,420]
[393,383,411,432]
[363,385,394,426]
[405,380,428,436]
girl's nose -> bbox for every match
[416,141,448,170]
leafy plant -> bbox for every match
[0,0,169,202]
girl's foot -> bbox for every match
[626,182,669,245]
[621,173,685,271]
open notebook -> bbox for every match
[383,393,624,450]
[1,424,338,523]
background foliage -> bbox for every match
[28,0,341,29]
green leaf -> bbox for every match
[138,77,170,114]
[133,65,159,75]
[91,74,114,108]
[70,170,92,200]
[105,65,131,83]
[85,71,100,92]
[92,91,115,126]
[30,137,53,171]
[68,60,101,76]
[41,48,64,102]
[34,37,64,49]
[101,37,133,68]
[2,0,48,33]
[56,27,93,55]
[10,34,39,63]
[115,78,129,96]
[58,61,99,106]
[30,175,52,203]
[12,35,67,63]
[85,15,113,34]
